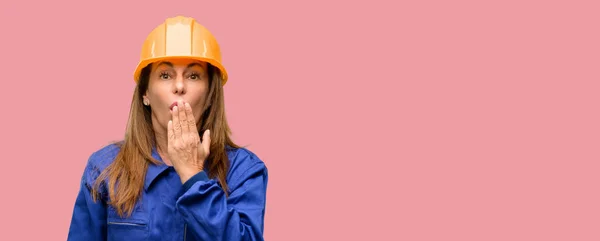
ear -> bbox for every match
[142,95,150,106]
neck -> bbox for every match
[152,120,172,166]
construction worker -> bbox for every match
[67,16,268,241]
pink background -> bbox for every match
[1,0,599,240]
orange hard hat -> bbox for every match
[133,16,228,85]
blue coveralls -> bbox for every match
[67,143,268,241]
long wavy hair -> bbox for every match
[91,62,239,217]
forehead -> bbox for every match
[153,59,207,70]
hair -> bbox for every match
[91,62,240,217]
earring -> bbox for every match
[143,99,149,106]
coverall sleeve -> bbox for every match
[67,155,107,241]
[175,153,269,241]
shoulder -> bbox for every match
[81,142,123,186]
[86,142,122,170]
[225,146,268,187]
[226,146,267,173]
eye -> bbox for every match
[159,71,171,80]
[189,72,201,80]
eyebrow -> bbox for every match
[156,61,205,69]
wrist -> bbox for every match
[177,171,210,198]
[179,171,194,184]
[178,167,203,184]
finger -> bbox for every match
[167,120,174,143]
[178,101,189,139]
[184,102,198,134]
[172,106,182,140]
[201,129,211,155]
[184,102,200,146]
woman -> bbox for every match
[67,16,268,241]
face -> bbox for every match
[143,59,210,132]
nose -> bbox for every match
[172,74,186,95]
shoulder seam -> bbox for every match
[229,151,266,190]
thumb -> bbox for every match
[201,129,211,155]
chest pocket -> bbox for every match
[106,205,149,241]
